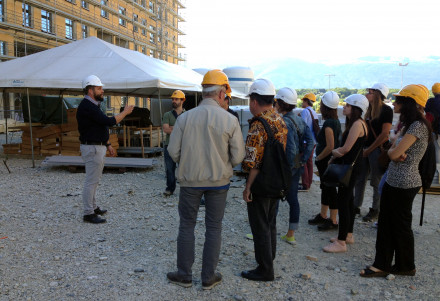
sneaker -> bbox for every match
[163,190,173,197]
[317,218,338,231]
[94,207,107,215]
[308,213,327,225]
[298,184,309,192]
[362,208,379,222]
[166,271,192,288]
[281,235,296,244]
[83,214,106,224]
[202,272,222,290]
[245,233,253,240]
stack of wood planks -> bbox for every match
[2,108,119,156]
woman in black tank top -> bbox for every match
[323,94,369,253]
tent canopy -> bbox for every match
[0,37,204,97]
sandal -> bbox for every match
[360,267,388,278]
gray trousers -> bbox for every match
[354,147,384,210]
[80,144,106,215]
[176,187,228,283]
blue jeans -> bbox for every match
[276,167,302,230]
[164,145,176,193]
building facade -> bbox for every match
[0,0,185,116]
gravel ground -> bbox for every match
[0,154,440,301]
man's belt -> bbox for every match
[82,141,106,146]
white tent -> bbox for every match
[0,37,203,96]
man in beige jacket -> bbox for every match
[166,69,245,290]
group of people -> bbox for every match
[75,72,438,289]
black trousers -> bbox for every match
[373,182,419,272]
[316,156,338,209]
[336,168,357,241]
[247,195,277,277]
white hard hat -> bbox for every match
[345,94,369,113]
[368,83,389,98]
[82,75,104,89]
[275,87,298,105]
[321,91,340,109]
[247,78,276,96]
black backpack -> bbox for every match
[249,117,292,200]
[419,139,436,226]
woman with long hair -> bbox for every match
[323,94,369,253]
[274,87,314,244]
[354,83,393,222]
[360,85,431,277]
[308,91,341,231]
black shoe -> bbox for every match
[202,272,222,290]
[317,218,338,231]
[166,271,192,288]
[241,269,274,282]
[83,214,106,224]
[94,207,107,215]
[354,207,361,215]
[362,208,379,222]
[308,213,327,225]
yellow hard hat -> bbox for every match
[201,69,231,93]
[432,83,440,95]
[393,84,430,108]
[302,93,316,102]
[171,90,185,100]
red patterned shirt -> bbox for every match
[242,108,287,172]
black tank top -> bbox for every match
[336,122,367,166]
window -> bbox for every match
[0,0,4,22]
[157,6,161,19]
[133,14,138,22]
[149,25,155,32]
[141,28,146,36]
[41,10,53,33]
[121,97,128,107]
[141,18,146,26]
[149,1,154,13]
[0,41,6,56]
[141,46,146,54]
[119,6,126,26]
[101,0,108,18]
[65,18,75,39]
[22,4,32,28]
[149,49,154,57]
[135,97,139,107]
[65,0,76,3]
[81,1,89,9]
[149,33,155,44]
[141,0,146,8]
[82,24,88,39]
[133,25,138,32]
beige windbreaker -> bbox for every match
[167,98,245,187]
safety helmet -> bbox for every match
[345,94,369,113]
[393,84,430,108]
[321,91,340,109]
[171,90,185,100]
[201,69,231,93]
[247,78,276,96]
[275,87,298,105]
[367,83,389,98]
[432,83,440,95]
[82,75,104,89]
[302,92,316,102]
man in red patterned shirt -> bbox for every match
[241,79,288,282]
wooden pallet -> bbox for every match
[42,155,157,170]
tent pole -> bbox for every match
[27,88,35,168]
[158,90,164,147]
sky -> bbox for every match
[180,0,438,69]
